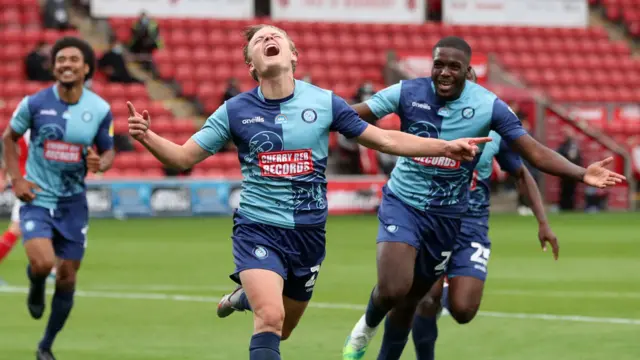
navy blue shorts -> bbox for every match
[448,218,491,281]
[20,200,89,261]
[230,212,326,302]
[376,186,461,282]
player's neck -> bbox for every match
[56,84,84,104]
[259,75,295,100]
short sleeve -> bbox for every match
[94,110,114,153]
[9,96,31,135]
[330,94,369,139]
[364,82,401,119]
[495,137,523,174]
[191,103,232,154]
[490,98,528,144]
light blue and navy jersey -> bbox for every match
[467,131,523,222]
[192,80,368,229]
[366,78,527,216]
[10,85,114,209]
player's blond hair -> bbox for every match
[243,24,298,82]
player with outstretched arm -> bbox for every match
[340,37,624,360]
[127,25,492,360]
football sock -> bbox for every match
[365,287,388,328]
[412,315,438,360]
[39,288,74,350]
[249,332,281,360]
[377,317,410,360]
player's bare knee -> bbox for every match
[416,295,440,317]
[55,274,76,291]
[29,258,54,276]
[376,281,411,308]
[254,304,285,334]
[449,301,479,324]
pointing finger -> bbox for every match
[469,137,493,145]
[127,101,137,117]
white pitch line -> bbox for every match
[1,286,639,326]
[78,285,640,300]
[488,289,640,299]
[85,284,235,292]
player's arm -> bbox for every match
[350,83,401,124]
[127,102,229,171]
[496,140,558,259]
[491,99,625,188]
[2,97,29,182]
[331,94,489,160]
[93,111,116,172]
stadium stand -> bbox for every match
[598,0,640,38]
[107,18,640,120]
[1,0,637,210]
[0,2,234,179]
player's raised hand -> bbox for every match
[86,147,101,173]
[444,137,493,162]
[12,178,40,202]
[538,223,559,260]
[582,157,626,188]
[127,101,151,141]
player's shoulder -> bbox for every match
[400,77,432,91]
[464,81,498,105]
[81,87,111,113]
[25,86,57,110]
[224,86,265,108]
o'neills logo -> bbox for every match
[412,156,460,169]
[44,140,81,163]
[259,149,314,177]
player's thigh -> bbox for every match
[375,192,422,298]
[20,204,56,273]
[279,226,325,339]
[24,238,55,273]
[281,296,309,341]
[239,268,285,335]
[446,228,491,324]
[447,276,485,324]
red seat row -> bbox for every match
[109,17,609,40]
[600,0,640,37]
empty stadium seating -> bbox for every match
[2,1,638,179]
[0,2,245,178]
[108,18,640,112]
[599,0,640,38]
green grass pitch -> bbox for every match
[0,213,639,359]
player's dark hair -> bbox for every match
[432,36,472,61]
[50,36,96,80]
[243,24,298,82]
